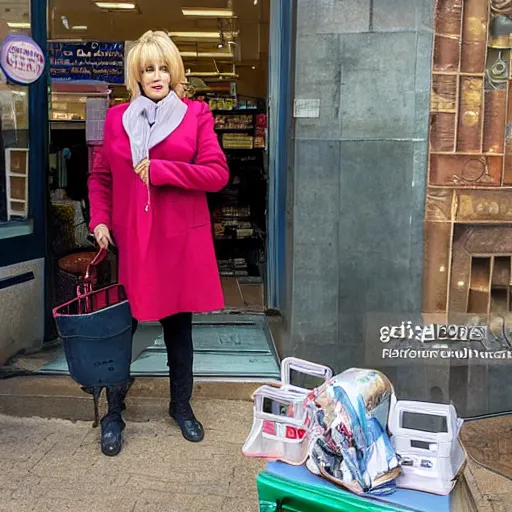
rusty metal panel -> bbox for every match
[433,35,461,72]
[455,190,512,223]
[423,221,452,312]
[467,256,491,314]
[435,0,463,35]
[448,225,473,314]
[460,0,488,73]
[431,74,458,111]
[430,154,502,186]
[484,86,507,154]
[430,113,457,152]
[492,256,511,287]
[457,77,484,152]
[425,188,454,221]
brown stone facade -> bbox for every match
[425,0,512,329]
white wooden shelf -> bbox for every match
[5,148,29,220]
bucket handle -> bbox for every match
[84,248,108,282]
[77,248,109,300]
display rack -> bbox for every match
[5,148,29,220]
[210,107,268,278]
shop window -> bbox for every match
[0,1,32,235]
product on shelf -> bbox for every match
[222,133,254,149]
[220,206,251,218]
[237,98,259,110]
[215,114,254,130]
[255,114,267,128]
[214,219,255,239]
[218,258,249,276]
[254,127,265,149]
[209,97,235,110]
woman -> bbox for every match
[88,30,229,456]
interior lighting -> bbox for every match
[95,2,137,10]
[180,51,234,59]
[170,31,220,39]
[7,22,31,29]
[181,8,234,17]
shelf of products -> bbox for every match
[214,110,267,151]
[205,104,268,278]
[215,114,253,130]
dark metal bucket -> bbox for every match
[52,248,131,427]
[53,284,132,389]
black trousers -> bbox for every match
[132,313,194,406]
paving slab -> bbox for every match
[0,401,264,512]
[463,455,512,512]
[0,411,507,512]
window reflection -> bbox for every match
[0,1,31,224]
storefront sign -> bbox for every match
[0,35,45,85]
[48,41,125,84]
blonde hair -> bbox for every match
[126,30,187,99]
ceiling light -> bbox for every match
[169,31,235,39]
[7,22,31,29]
[181,8,234,17]
[95,2,136,10]
[71,26,88,30]
[180,51,234,59]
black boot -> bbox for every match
[100,384,127,456]
[169,380,204,443]
[162,312,204,443]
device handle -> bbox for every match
[280,357,333,389]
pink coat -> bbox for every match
[88,98,229,321]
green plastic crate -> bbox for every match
[257,462,452,512]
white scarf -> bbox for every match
[122,91,188,168]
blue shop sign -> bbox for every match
[48,41,125,84]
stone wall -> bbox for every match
[285,0,448,404]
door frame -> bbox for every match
[0,0,50,335]
[266,0,295,312]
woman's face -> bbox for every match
[140,62,170,101]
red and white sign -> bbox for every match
[0,34,45,85]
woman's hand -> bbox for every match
[93,223,114,250]
[134,158,150,185]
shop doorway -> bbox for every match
[36,0,289,379]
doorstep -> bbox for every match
[0,312,282,422]
[0,374,265,423]
[37,313,281,379]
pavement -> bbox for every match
[2,374,512,511]
[0,400,265,512]
[464,456,512,512]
